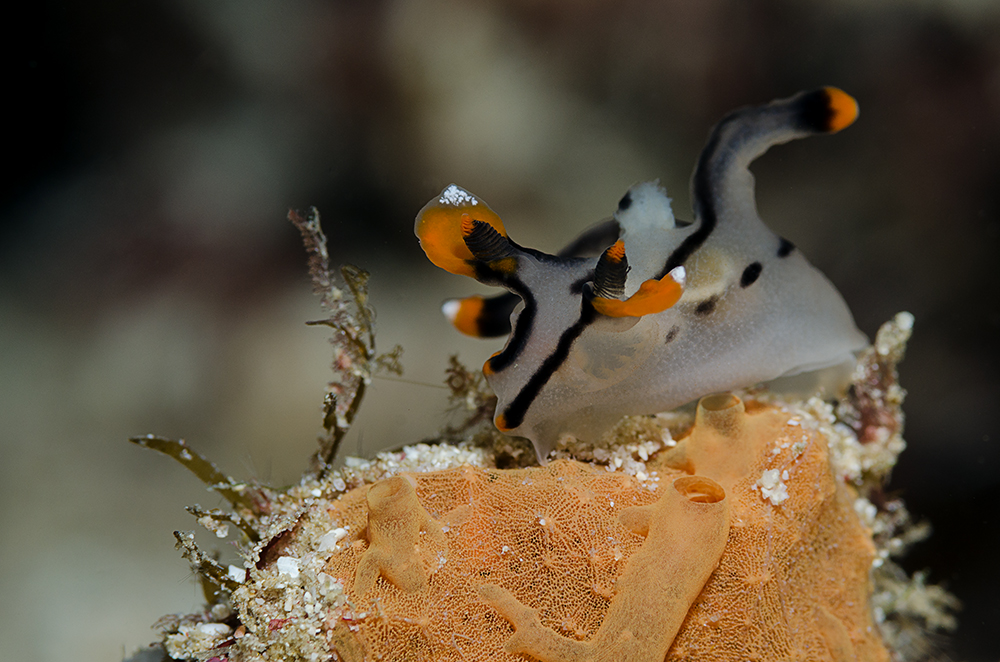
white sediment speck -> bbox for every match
[227,564,246,583]
[757,469,789,506]
[196,623,231,636]
[198,515,229,539]
[854,497,878,526]
[276,556,300,579]
[439,184,478,206]
[318,527,349,552]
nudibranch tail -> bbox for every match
[684,87,859,274]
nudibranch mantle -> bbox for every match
[416,88,868,460]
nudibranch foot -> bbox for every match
[416,88,868,462]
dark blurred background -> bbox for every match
[1,1,997,660]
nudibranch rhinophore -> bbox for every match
[415,87,868,460]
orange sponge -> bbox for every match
[322,397,889,661]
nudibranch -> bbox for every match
[415,88,868,460]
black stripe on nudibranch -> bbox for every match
[500,304,598,430]
[476,293,519,337]
[665,326,680,344]
[484,277,535,373]
[740,262,762,288]
[658,129,722,278]
[777,237,795,258]
[694,297,718,316]
[617,192,632,211]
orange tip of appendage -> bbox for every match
[604,239,626,263]
[460,214,476,238]
[823,87,859,133]
[592,266,685,318]
[482,351,501,376]
[442,296,485,337]
[415,185,507,278]
[494,412,510,431]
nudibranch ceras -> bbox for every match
[415,87,868,461]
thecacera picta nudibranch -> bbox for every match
[415,87,868,461]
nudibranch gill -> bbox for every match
[415,87,868,461]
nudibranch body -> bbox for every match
[416,88,868,460]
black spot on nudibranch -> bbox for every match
[777,237,795,258]
[740,262,763,288]
[665,326,680,344]
[617,192,632,211]
[694,297,718,316]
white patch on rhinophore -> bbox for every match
[439,184,478,206]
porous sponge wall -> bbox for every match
[322,397,890,662]
[655,397,888,661]
[325,461,660,660]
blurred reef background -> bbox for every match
[0,1,997,660]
